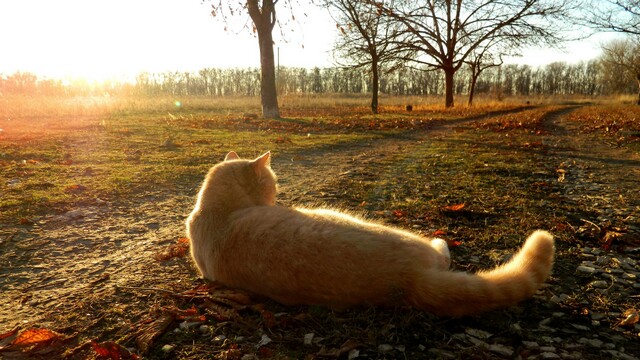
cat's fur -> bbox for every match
[186,151,555,316]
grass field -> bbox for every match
[1,94,639,359]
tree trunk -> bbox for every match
[636,74,640,106]
[444,67,455,108]
[248,0,280,119]
[371,58,379,114]
[468,64,478,107]
[257,27,280,118]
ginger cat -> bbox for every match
[186,151,554,316]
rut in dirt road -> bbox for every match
[540,107,640,245]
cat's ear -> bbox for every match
[253,151,271,168]
[224,151,240,161]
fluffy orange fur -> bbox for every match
[186,151,555,316]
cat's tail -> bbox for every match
[406,230,554,316]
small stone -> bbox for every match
[541,346,557,352]
[428,348,456,359]
[622,273,636,280]
[303,333,314,346]
[257,334,272,347]
[465,328,492,339]
[378,344,393,353]
[589,280,609,289]
[576,265,597,276]
[601,350,639,360]
[199,325,210,334]
[570,323,590,331]
[595,256,611,265]
[179,321,202,330]
[522,341,540,350]
[489,344,514,357]
[590,312,606,321]
[539,318,553,329]
[552,312,566,318]
[347,349,360,360]
[161,344,175,353]
[578,337,603,348]
[212,335,226,343]
[540,352,561,359]
[418,344,426,351]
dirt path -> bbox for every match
[541,109,640,239]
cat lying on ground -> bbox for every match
[186,151,554,316]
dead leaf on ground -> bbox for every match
[442,203,465,211]
[617,309,639,328]
[92,341,139,360]
[11,328,61,348]
[601,231,622,250]
[154,237,190,261]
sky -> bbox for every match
[0,0,618,82]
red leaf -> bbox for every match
[19,218,34,225]
[177,237,189,244]
[12,328,60,347]
[447,240,462,247]
[92,341,138,359]
[443,203,465,211]
[392,209,407,218]
[433,229,447,236]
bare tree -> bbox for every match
[371,0,577,108]
[464,39,504,106]
[209,1,289,118]
[601,36,640,104]
[324,0,407,114]
[584,0,640,35]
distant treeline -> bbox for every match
[1,60,636,98]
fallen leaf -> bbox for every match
[443,203,465,211]
[601,231,623,250]
[433,229,446,236]
[392,209,407,218]
[448,240,462,247]
[154,238,190,261]
[92,341,138,359]
[19,218,34,225]
[617,309,639,328]
[12,328,60,347]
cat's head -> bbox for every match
[205,151,277,207]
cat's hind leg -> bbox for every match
[430,238,451,269]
